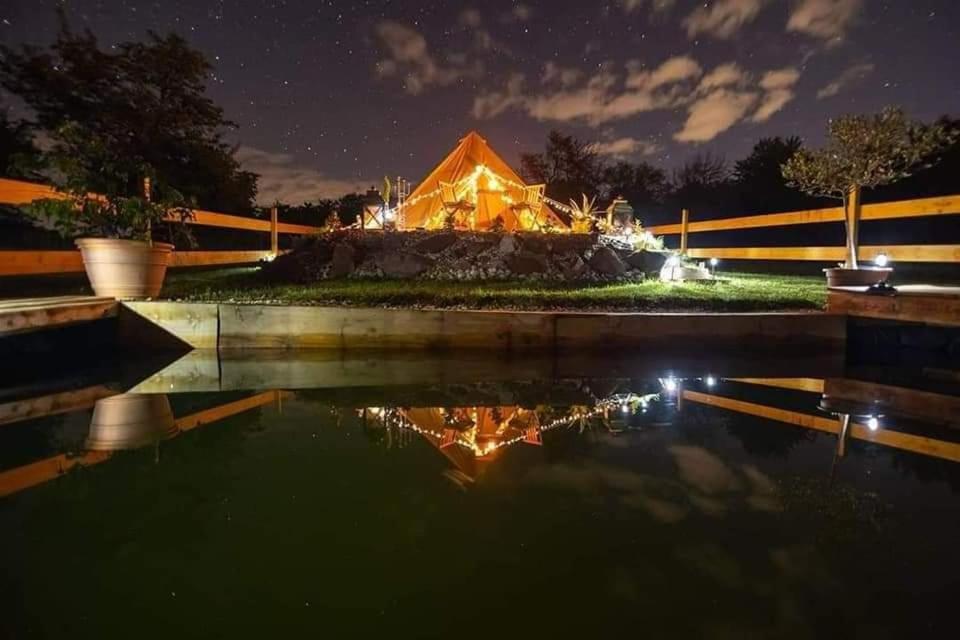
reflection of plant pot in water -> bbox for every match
[86,394,177,451]
[824,267,892,288]
[75,238,173,299]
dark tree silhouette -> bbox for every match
[0,15,258,213]
[520,130,604,204]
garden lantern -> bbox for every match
[362,186,386,230]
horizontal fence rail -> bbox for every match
[646,193,960,263]
[0,178,323,275]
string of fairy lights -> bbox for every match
[361,392,661,459]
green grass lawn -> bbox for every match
[161,267,827,312]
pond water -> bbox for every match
[1,352,959,638]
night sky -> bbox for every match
[1,0,958,205]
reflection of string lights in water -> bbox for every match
[362,392,664,458]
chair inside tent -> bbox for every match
[400,131,568,232]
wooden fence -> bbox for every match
[2,176,959,275]
[646,193,960,263]
[0,178,324,276]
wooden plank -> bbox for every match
[119,301,219,349]
[174,390,290,432]
[0,177,63,204]
[730,378,825,393]
[686,245,960,263]
[682,390,960,463]
[0,250,273,276]
[0,296,118,335]
[0,451,112,498]
[126,349,222,393]
[827,288,960,327]
[647,195,960,236]
[218,304,450,350]
[0,385,116,427]
[169,251,273,267]
[0,178,321,235]
[824,378,960,427]
[0,251,85,275]
[555,312,845,352]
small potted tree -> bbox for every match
[22,124,193,299]
[782,108,950,287]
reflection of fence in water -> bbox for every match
[0,390,289,498]
[2,381,959,499]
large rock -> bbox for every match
[498,234,518,255]
[520,234,551,255]
[589,246,627,276]
[559,254,587,280]
[625,250,668,274]
[415,232,459,254]
[378,251,435,278]
[506,251,549,275]
[329,242,356,278]
[461,239,495,257]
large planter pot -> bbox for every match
[824,267,892,288]
[76,238,173,299]
[85,394,177,451]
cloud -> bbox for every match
[787,0,863,40]
[675,88,759,142]
[458,8,482,27]
[374,21,478,94]
[751,66,800,121]
[816,61,874,98]
[696,62,748,92]
[474,56,799,141]
[683,0,768,39]
[619,0,676,14]
[493,55,701,126]
[471,72,527,118]
[503,3,533,23]
[590,137,661,158]
[626,55,703,90]
[542,61,584,87]
[236,146,365,205]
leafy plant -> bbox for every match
[20,123,194,244]
[783,108,952,268]
[569,193,598,233]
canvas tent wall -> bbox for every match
[400,131,567,231]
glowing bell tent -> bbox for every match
[398,131,568,232]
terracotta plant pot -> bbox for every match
[75,238,173,299]
[85,394,177,451]
[824,267,892,288]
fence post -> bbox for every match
[680,208,690,255]
[270,206,279,255]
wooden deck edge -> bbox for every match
[827,289,960,328]
[118,301,847,353]
[0,297,119,336]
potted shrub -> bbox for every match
[783,108,950,288]
[22,125,193,299]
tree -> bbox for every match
[0,15,258,213]
[733,136,821,214]
[0,110,41,178]
[783,108,952,269]
[601,160,668,213]
[520,130,604,204]
[668,152,732,217]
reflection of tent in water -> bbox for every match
[400,131,568,232]
[398,405,542,479]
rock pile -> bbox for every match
[264,230,669,283]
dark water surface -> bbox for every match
[1,352,959,638]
